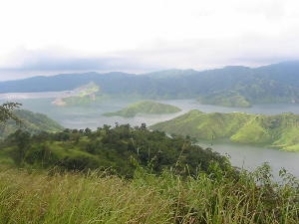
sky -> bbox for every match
[0,0,299,80]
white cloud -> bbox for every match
[0,0,299,74]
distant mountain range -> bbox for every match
[2,61,299,107]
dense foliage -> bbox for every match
[1,124,233,178]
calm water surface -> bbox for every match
[199,142,299,178]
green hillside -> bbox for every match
[103,101,181,117]
[0,109,63,139]
[151,110,299,151]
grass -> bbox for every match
[230,118,272,145]
[151,110,299,151]
[0,168,172,224]
[0,164,299,223]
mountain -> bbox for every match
[0,109,63,139]
[150,110,299,151]
[1,61,299,106]
[103,101,182,117]
[199,90,251,107]
[0,72,135,93]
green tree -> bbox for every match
[10,130,31,166]
[0,102,22,124]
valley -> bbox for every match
[2,92,299,177]
[2,62,299,178]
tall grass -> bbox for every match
[0,169,172,224]
[0,164,298,223]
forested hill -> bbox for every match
[0,109,63,139]
[0,124,231,178]
[150,110,299,151]
[1,61,299,106]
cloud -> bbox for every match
[117,33,299,70]
[1,31,299,79]
[1,0,299,80]
[0,48,165,80]
[234,0,286,20]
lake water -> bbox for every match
[199,142,299,179]
[2,93,299,178]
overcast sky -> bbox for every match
[0,0,299,80]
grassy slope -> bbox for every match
[151,110,250,140]
[104,101,181,117]
[151,110,299,151]
[0,165,298,224]
[230,117,272,145]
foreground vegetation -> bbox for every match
[1,124,299,223]
[1,102,299,223]
[0,163,299,223]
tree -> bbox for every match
[10,130,31,166]
[0,102,22,125]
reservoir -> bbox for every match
[199,141,299,179]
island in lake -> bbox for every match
[103,101,182,117]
